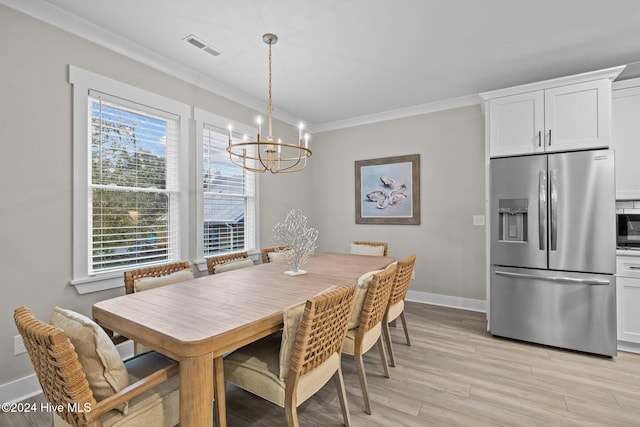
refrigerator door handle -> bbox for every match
[495,270,610,285]
[550,169,558,251]
[539,171,547,250]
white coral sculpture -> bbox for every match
[270,209,318,275]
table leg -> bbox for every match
[180,353,214,426]
[214,356,226,427]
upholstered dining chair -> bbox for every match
[350,241,389,257]
[119,261,194,354]
[382,254,416,367]
[224,285,356,427]
[260,245,290,263]
[123,261,193,295]
[342,262,396,415]
[206,251,253,274]
[14,306,180,427]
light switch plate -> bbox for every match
[473,215,485,226]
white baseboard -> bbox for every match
[406,290,487,313]
[0,374,42,404]
[617,340,640,355]
[0,340,134,404]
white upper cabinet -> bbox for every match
[481,66,624,158]
[612,78,640,200]
[487,91,544,156]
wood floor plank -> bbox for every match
[9,301,640,426]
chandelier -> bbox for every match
[227,33,312,173]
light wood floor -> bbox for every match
[5,302,640,426]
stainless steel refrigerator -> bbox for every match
[490,149,616,356]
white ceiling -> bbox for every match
[5,0,640,131]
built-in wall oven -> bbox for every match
[617,214,640,250]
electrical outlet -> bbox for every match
[14,335,26,355]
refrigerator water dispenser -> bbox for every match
[498,199,528,242]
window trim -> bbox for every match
[194,108,260,272]
[69,65,190,293]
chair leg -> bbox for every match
[399,310,411,346]
[354,354,372,415]
[285,402,300,427]
[334,368,352,427]
[382,317,396,367]
[377,338,390,378]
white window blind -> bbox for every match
[202,124,255,255]
[89,91,180,273]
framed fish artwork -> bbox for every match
[355,154,420,225]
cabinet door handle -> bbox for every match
[548,129,552,146]
[538,130,542,147]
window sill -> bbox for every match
[70,273,124,294]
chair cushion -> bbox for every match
[342,322,383,355]
[348,270,382,329]
[350,243,385,256]
[224,332,340,408]
[224,333,284,406]
[279,302,305,381]
[49,307,129,412]
[133,268,194,292]
[214,258,254,273]
[387,299,405,322]
[267,251,289,264]
[54,352,180,427]
[101,352,180,426]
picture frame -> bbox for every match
[355,154,420,225]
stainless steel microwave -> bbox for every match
[617,213,640,249]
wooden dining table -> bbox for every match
[92,252,395,427]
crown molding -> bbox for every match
[479,65,626,102]
[0,0,301,127]
[310,94,481,133]
[3,0,481,132]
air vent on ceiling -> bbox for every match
[183,34,221,57]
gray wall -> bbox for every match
[0,5,309,388]
[311,107,487,301]
[0,4,486,393]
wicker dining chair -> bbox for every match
[109,261,193,351]
[350,241,389,257]
[224,285,356,427]
[14,306,180,427]
[123,261,192,295]
[382,254,416,367]
[260,246,289,263]
[206,251,253,274]
[341,262,396,415]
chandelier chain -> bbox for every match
[268,40,273,139]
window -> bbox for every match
[70,66,189,293]
[89,92,179,272]
[195,109,257,261]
